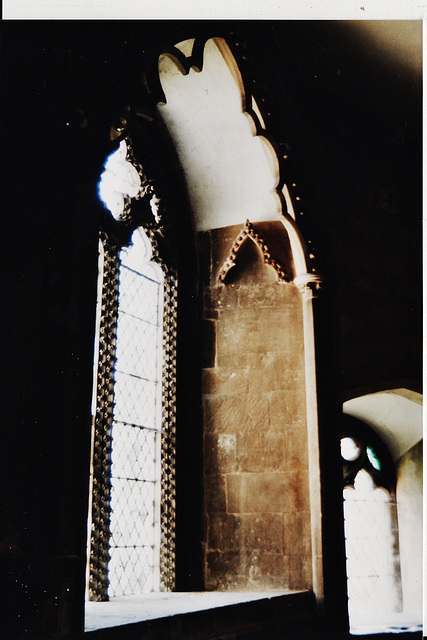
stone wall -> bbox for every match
[396,439,423,618]
[200,223,312,591]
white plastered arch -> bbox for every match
[156,36,309,277]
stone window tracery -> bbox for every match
[340,430,402,626]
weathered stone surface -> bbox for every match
[205,550,244,591]
[203,287,218,319]
[239,514,284,553]
[208,284,240,311]
[210,352,304,389]
[269,390,306,430]
[256,311,297,352]
[225,474,245,514]
[237,283,301,309]
[283,510,312,558]
[273,282,302,306]
[286,471,311,513]
[289,556,312,590]
[205,433,237,474]
[202,367,249,396]
[202,225,310,593]
[215,311,260,355]
[285,426,309,471]
[249,552,290,589]
[204,473,227,513]
[205,550,290,591]
[207,513,240,550]
[279,350,306,384]
[227,472,293,514]
[246,351,302,394]
[203,394,269,434]
[208,513,284,554]
[215,352,253,369]
[237,431,287,473]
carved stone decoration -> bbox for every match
[98,136,160,225]
[218,219,289,284]
[88,236,119,602]
[294,273,324,301]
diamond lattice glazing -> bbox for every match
[88,224,177,600]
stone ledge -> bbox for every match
[85,590,316,639]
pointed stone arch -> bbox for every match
[217,220,290,284]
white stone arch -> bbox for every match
[156,36,308,276]
[154,34,326,605]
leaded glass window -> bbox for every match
[87,138,177,601]
[340,430,402,626]
[107,228,164,596]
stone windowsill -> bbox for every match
[85,590,301,632]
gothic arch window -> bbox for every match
[340,424,402,627]
[87,138,177,600]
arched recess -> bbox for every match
[151,34,336,609]
[343,390,423,625]
[154,36,309,276]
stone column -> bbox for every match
[294,273,324,603]
[294,272,348,634]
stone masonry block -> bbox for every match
[239,514,284,553]
[237,283,300,310]
[269,389,306,430]
[203,394,269,434]
[285,471,311,513]
[238,284,282,308]
[246,352,299,394]
[203,287,218,319]
[283,509,312,558]
[289,555,312,590]
[274,282,303,307]
[249,552,290,590]
[207,513,241,551]
[205,432,237,474]
[215,352,254,369]
[206,549,290,591]
[285,426,309,471]
[208,284,240,311]
[207,513,284,554]
[205,550,245,591]
[205,548,293,590]
[237,431,287,473]
[204,473,227,513]
[215,310,261,356]
[281,348,306,377]
[226,472,293,514]
[202,367,249,396]
[257,311,298,353]
[226,474,245,514]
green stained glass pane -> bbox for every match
[366,445,381,471]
